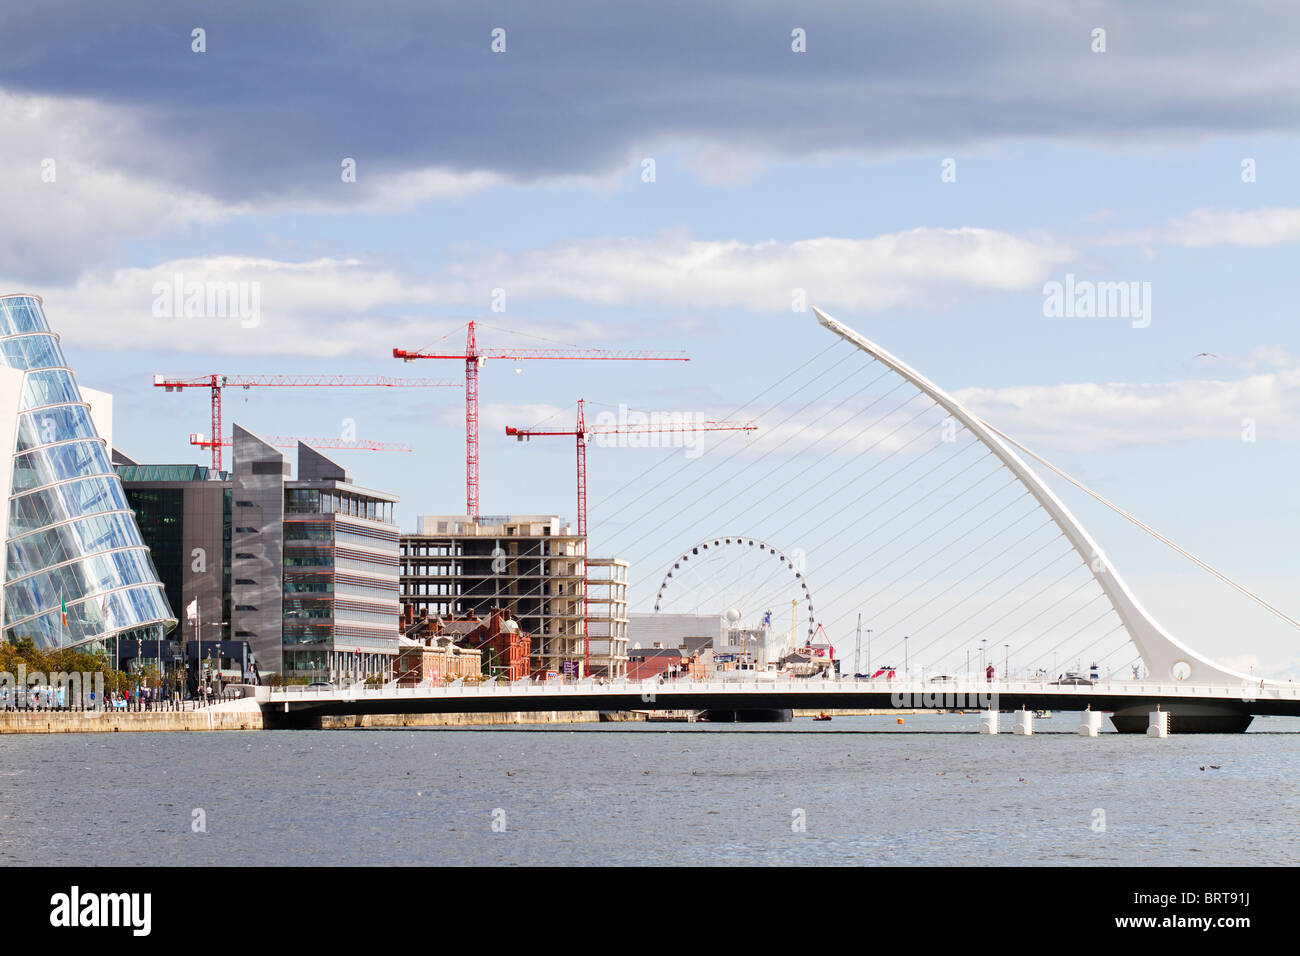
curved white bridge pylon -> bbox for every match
[814,307,1253,686]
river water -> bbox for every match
[2,714,1297,866]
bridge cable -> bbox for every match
[983,421,1300,632]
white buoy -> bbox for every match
[1078,710,1103,737]
[1013,708,1034,736]
[979,710,999,735]
[1147,709,1169,738]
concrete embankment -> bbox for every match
[0,699,264,734]
[0,702,606,734]
[317,710,601,729]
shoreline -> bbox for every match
[0,702,606,734]
[0,704,975,734]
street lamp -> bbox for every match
[1004,644,1010,680]
[904,635,909,681]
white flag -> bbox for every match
[186,598,198,623]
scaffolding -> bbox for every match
[398,514,627,677]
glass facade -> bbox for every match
[1,294,176,648]
[282,488,399,679]
[122,488,184,624]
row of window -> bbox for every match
[402,581,458,596]
[402,562,457,576]
[0,297,48,337]
[4,581,172,648]
[4,547,162,622]
[9,474,131,536]
[285,489,395,524]
[21,368,81,411]
[1,332,63,370]
[281,577,399,598]
[401,543,457,557]
[12,440,115,494]
[7,510,146,582]
[336,526,399,550]
[336,552,398,574]
[15,403,98,453]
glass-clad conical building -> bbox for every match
[0,293,176,649]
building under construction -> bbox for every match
[398,514,628,678]
[585,557,629,678]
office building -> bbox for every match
[1,293,175,650]
[117,426,400,681]
[399,514,626,677]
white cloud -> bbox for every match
[1106,206,1300,248]
[5,220,1074,356]
[18,256,441,357]
[0,91,237,282]
[441,228,1074,312]
[955,364,1300,451]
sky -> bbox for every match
[2,1,1298,677]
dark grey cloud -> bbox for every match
[1,0,1298,202]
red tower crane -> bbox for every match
[506,398,757,676]
[394,320,688,519]
[154,374,459,471]
[189,434,412,453]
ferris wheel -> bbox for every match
[652,535,818,640]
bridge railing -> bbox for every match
[265,675,1300,703]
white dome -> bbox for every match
[725,608,742,623]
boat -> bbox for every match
[813,712,832,722]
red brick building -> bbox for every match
[393,634,482,685]
[402,606,532,682]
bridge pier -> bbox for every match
[1109,701,1253,734]
[978,710,999,734]
[1012,709,1034,736]
[1078,710,1103,736]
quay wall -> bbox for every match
[0,707,264,734]
[317,710,601,728]
[0,704,604,734]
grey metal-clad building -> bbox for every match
[230,426,289,673]
[117,425,400,681]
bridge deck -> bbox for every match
[263,678,1300,718]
